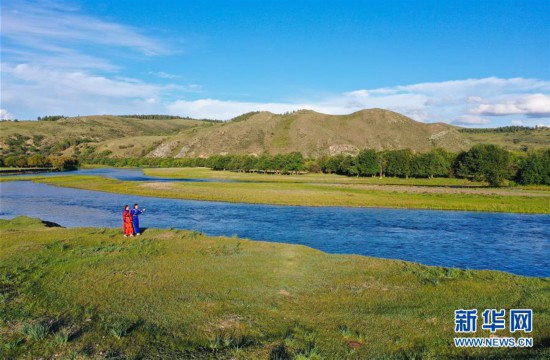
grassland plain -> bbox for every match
[2,168,549,214]
[1,217,549,359]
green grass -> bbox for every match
[463,130,550,152]
[1,216,548,359]
[2,169,549,214]
[143,167,490,185]
[0,167,53,173]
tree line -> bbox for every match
[314,146,549,186]
[118,115,223,122]
[458,126,538,133]
[0,154,78,170]
[1,145,548,186]
[37,115,67,121]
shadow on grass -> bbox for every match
[41,220,63,228]
[138,227,149,234]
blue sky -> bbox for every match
[1,0,549,126]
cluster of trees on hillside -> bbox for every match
[37,115,67,121]
[0,155,78,170]
[118,115,223,122]
[0,133,94,158]
[458,126,537,133]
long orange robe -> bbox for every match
[122,210,134,235]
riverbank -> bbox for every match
[2,168,549,213]
[0,167,54,175]
[1,216,548,359]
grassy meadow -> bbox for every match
[2,167,549,214]
[142,167,489,185]
[1,217,549,359]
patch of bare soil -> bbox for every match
[140,182,175,190]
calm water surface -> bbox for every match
[0,171,548,277]
[2,167,232,182]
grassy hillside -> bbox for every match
[1,217,548,359]
[0,116,215,157]
[146,109,473,158]
[462,129,550,152]
[1,110,548,159]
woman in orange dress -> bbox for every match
[122,205,134,237]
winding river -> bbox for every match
[1,169,548,277]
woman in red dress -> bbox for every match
[122,205,134,237]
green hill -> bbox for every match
[0,115,215,158]
[142,109,472,158]
[1,110,548,159]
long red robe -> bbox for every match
[122,210,134,235]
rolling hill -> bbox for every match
[1,109,548,159]
[141,109,470,158]
[0,115,216,158]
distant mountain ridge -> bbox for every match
[1,109,548,159]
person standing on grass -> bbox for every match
[122,205,134,237]
[130,203,145,235]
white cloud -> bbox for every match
[466,96,484,104]
[1,1,169,57]
[451,115,490,126]
[165,77,550,123]
[151,72,182,79]
[470,94,550,118]
[0,109,16,120]
[511,120,523,126]
[3,62,550,125]
[167,99,308,120]
[1,63,177,116]
[397,77,549,95]
[1,63,171,98]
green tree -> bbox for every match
[4,156,20,168]
[516,150,550,185]
[323,155,341,174]
[455,144,512,186]
[385,149,414,178]
[48,156,79,170]
[282,152,304,173]
[412,149,452,179]
[356,149,379,177]
[27,154,51,168]
[376,151,388,178]
[341,155,358,176]
[304,159,321,173]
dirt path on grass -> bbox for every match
[140,181,549,197]
[327,184,550,197]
